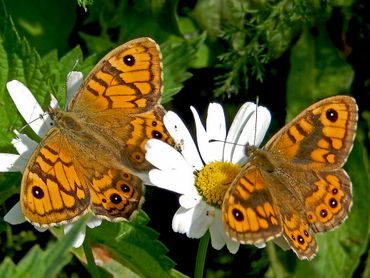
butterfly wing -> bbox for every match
[280,209,317,260]
[21,128,90,227]
[21,128,144,227]
[68,37,162,114]
[277,168,351,260]
[223,162,319,260]
[222,164,282,244]
[302,169,352,233]
[68,37,173,172]
[89,168,144,221]
[265,96,358,171]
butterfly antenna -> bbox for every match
[18,111,50,133]
[253,95,259,146]
[209,139,245,147]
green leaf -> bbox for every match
[0,216,89,278]
[286,26,354,119]
[83,211,183,277]
[77,0,94,11]
[42,46,95,108]
[80,0,181,55]
[161,34,206,103]
[4,0,77,55]
[0,13,51,149]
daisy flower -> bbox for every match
[1,72,102,248]
[145,102,271,253]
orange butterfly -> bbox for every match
[223,96,358,259]
[19,38,173,227]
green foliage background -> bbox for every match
[0,0,369,277]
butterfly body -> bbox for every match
[19,38,173,227]
[223,96,358,260]
[48,108,129,170]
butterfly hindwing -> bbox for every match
[89,169,144,221]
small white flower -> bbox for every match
[145,102,271,253]
[1,72,101,248]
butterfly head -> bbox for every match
[245,144,275,173]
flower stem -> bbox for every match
[194,232,210,278]
[83,234,99,278]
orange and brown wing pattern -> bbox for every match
[265,96,358,170]
[89,169,144,221]
[304,169,352,233]
[21,129,89,227]
[68,37,163,114]
[281,210,317,260]
[222,164,282,244]
[122,106,174,171]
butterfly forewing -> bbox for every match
[21,129,90,227]
[67,37,173,172]
[68,38,163,114]
[264,96,358,171]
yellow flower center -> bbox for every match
[195,161,241,208]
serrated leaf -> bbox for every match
[161,34,206,103]
[42,46,92,107]
[0,14,53,149]
[83,211,180,277]
[0,216,88,278]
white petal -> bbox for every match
[224,235,240,254]
[148,169,197,195]
[49,94,59,109]
[7,80,52,137]
[231,106,270,164]
[3,201,26,225]
[188,208,213,239]
[86,217,102,228]
[0,153,22,172]
[64,223,86,248]
[223,102,255,162]
[34,226,48,232]
[66,71,83,107]
[172,200,208,238]
[11,130,38,156]
[254,242,266,249]
[164,111,203,170]
[179,194,202,209]
[205,103,227,161]
[208,212,225,250]
[191,105,226,163]
[145,139,192,172]
[206,103,226,141]
[209,209,239,253]
[172,207,193,234]
[190,106,209,163]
